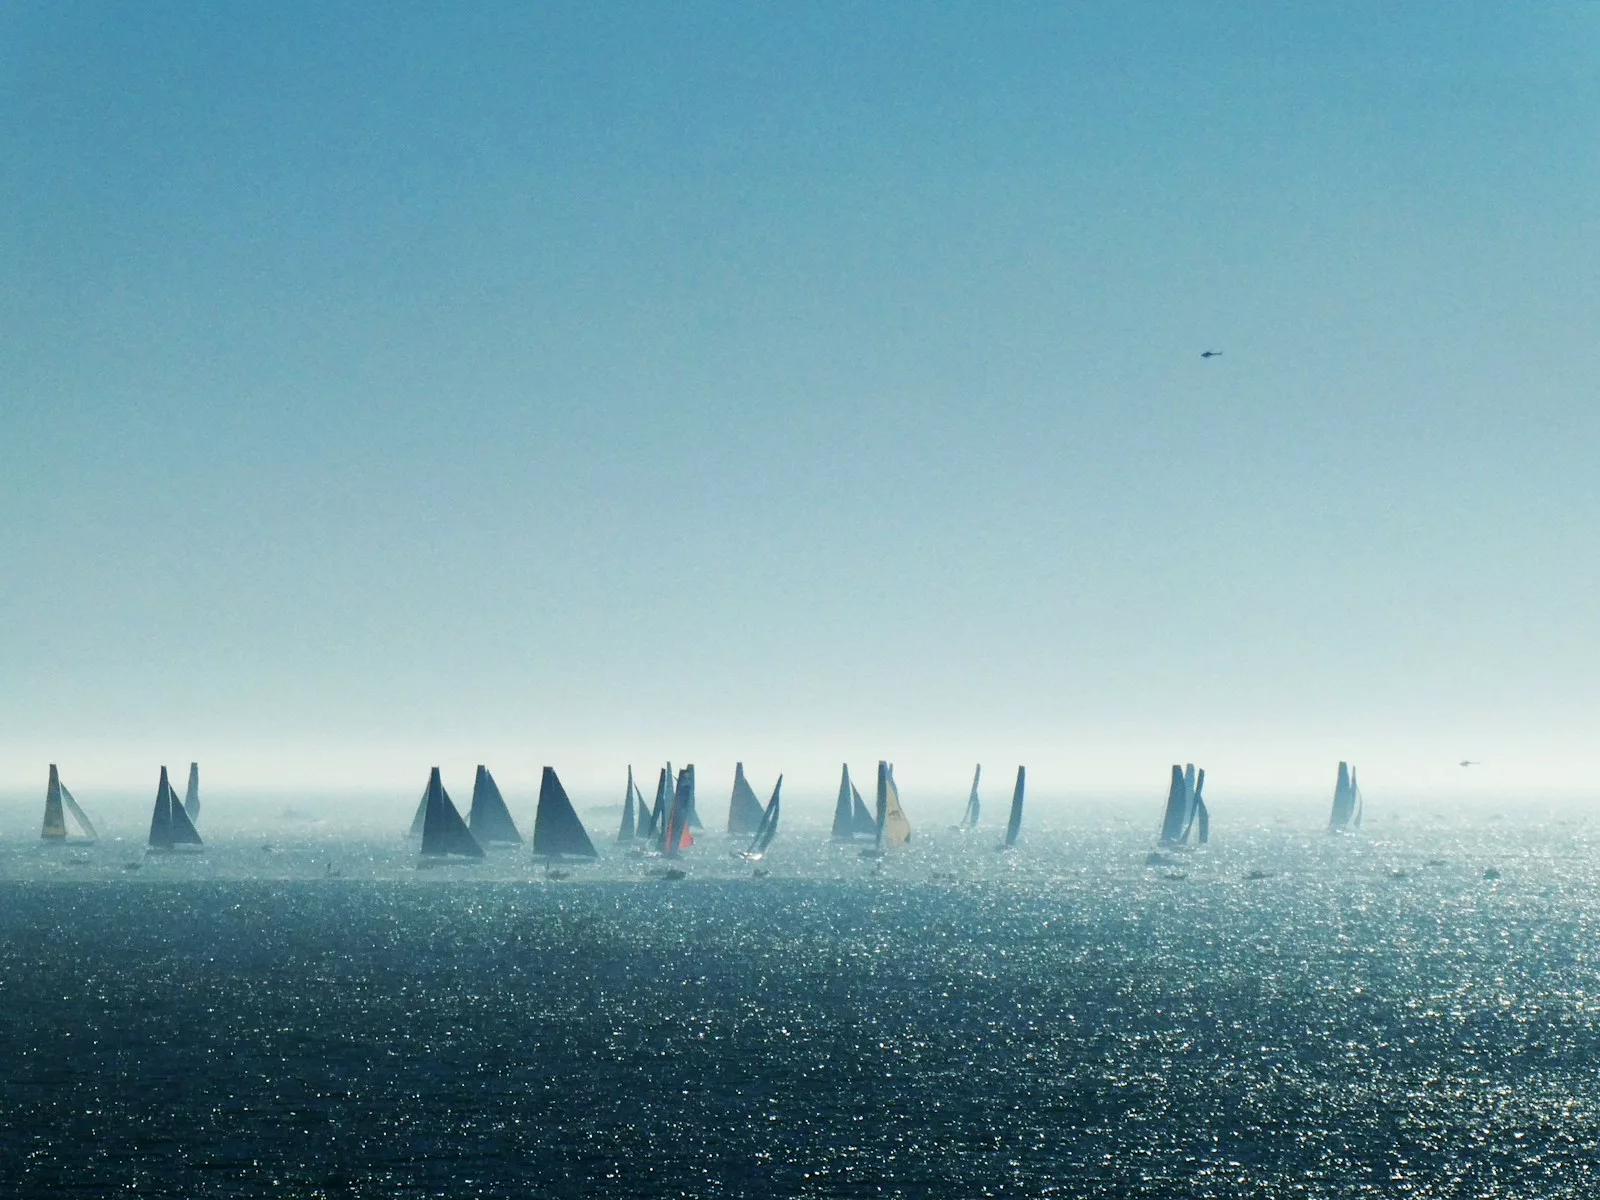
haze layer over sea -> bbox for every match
[3,791,1597,1198]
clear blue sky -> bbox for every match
[3,4,1597,798]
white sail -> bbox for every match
[881,762,911,846]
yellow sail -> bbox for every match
[882,764,911,845]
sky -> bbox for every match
[3,3,1598,802]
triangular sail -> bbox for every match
[149,765,202,849]
[683,764,703,831]
[59,781,98,840]
[1194,794,1210,844]
[42,764,66,839]
[1181,768,1207,842]
[726,762,766,835]
[1004,765,1025,848]
[532,767,598,859]
[168,781,203,845]
[879,760,911,846]
[1350,767,1363,828]
[1158,765,1188,844]
[617,766,638,844]
[851,783,877,836]
[644,766,669,841]
[468,765,522,844]
[184,762,200,823]
[748,776,782,856]
[1328,761,1355,831]
[148,767,172,847]
[419,768,485,858]
[663,765,695,858]
[831,765,855,840]
[962,764,982,828]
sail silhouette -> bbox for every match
[746,776,782,857]
[419,768,484,859]
[643,766,670,841]
[663,765,696,858]
[830,765,855,840]
[468,765,522,844]
[42,764,97,841]
[1158,765,1189,844]
[532,767,598,859]
[1349,768,1363,829]
[148,765,203,850]
[1003,766,1025,848]
[184,762,200,823]
[851,783,876,836]
[878,761,911,847]
[960,764,982,828]
[726,763,766,835]
[617,766,640,843]
[1328,762,1360,832]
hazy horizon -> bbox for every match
[6,5,1598,801]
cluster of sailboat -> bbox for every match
[32,758,1372,857]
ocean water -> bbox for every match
[3,803,1599,1198]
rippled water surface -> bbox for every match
[4,809,1600,1198]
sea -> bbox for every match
[2,789,1598,1198]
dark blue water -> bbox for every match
[3,821,1599,1197]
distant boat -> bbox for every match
[1186,768,1210,844]
[1329,762,1363,832]
[531,767,599,859]
[955,764,981,830]
[726,762,766,835]
[1003,766,1025,849]
[642,765,670,842]
[1158,762,1209,845]
[468,765,522,844]
[879,760,911,848]
[662,765,696,859]
[739,776,782,861]
[41,764,98,842]
[830,764,856,840]
[418,767,485,859]
[180,762,200,823]
[831,765,880,841]
[616,765,643,844]
[148,765,203,851]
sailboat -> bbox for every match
[661,765,696,862]
[1328,762,1363,832]
[41,764,98,842]
[531,767,599,859]
[1157,763,1209,846]
[952,764,981,830]
[640,765,669,844]
[863,760,911,858]
[830,765,854,840]
[1002,766,1025,849]
[616,766,644,844]
[468,765,522,845]
[737,776,783,861]
[417,767,485,859]
[726,762,766,835]
[183,762,200,823]
[148,765,203,851]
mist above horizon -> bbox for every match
[4,6,1596,797]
